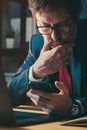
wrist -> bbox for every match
[32,65,45,79]
[33,67,42,79]
[29,66,43,82]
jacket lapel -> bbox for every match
[71,55,81,97]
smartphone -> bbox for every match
[29,81,53,93]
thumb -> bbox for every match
[41,42,50,52]
[55,81,69,95]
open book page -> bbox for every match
[60,116,87,126]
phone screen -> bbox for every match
[29,81,53,93]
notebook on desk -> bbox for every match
[0,62,59,126]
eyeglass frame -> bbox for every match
[36,20,76,35]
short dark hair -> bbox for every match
[28,0,82,19]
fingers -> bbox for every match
[26,83,71,115]
[47,42,73,58]
[27,89,51,99]
[50,42,74,54]
[35,42,74,77]
[27,89,51,106]
[41,42,51,52]
[26,90,39,105]
[27,89,53,114]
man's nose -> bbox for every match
[50,29,60,41]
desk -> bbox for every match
[0,122,86,130]
[0,105,86,130]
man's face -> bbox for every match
[35,9,77,48]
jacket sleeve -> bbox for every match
[8,34,44,106]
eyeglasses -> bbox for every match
[36,22,73,35]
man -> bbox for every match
[9,0,87,118]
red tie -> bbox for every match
[59,67,72,95]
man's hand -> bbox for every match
[26,81,72,116]
[32,42,74,79]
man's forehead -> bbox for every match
[35,11,71,24]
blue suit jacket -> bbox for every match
[9,20,87,114]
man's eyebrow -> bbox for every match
[36,20,49,25]
[55,21,70,26]
[36,18,71,25]
[55,19,72,25]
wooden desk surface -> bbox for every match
[0,105,86,130]
[0,121,86,130]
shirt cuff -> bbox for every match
[29,66,43,82]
